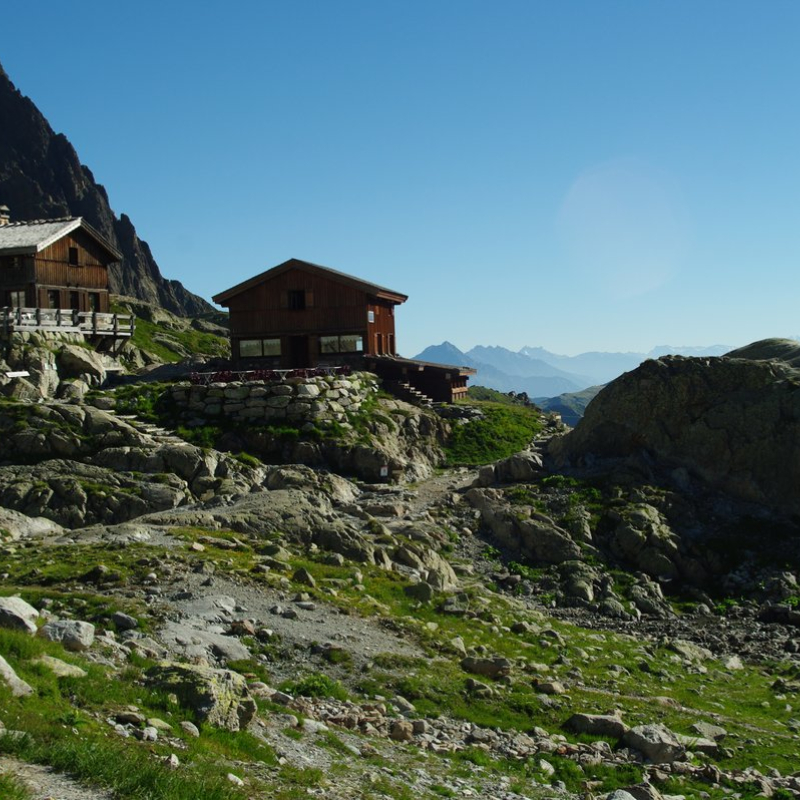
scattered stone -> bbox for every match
[112,611,139,631]
[147,717,173,731]
[390,720,414,741]
[676,733,719,756]
[139,726,159,741]
[460,656,512,679]
[293,567,317,588]
[667,639,712,662]
[623,723,686,763]
[0,654,33,697]
[723,654,744,670]
[690,721,727,741]
[535,680,565,695]
[32,655,87,678]
[180,720,200,737]
[566,712,628,739]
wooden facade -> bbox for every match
[0,215,120,315]
[214,258,476,403]
[214,259,407,369]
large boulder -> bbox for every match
[145,662,257,731]
[549,340,800,517]
[56,344,107,385]
[478,450,544,486]
[0,508,65,540]
[38,619,95,651]
[0,596,39,634]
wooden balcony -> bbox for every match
[1,307,134,338]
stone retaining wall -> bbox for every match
[169,372,377,426]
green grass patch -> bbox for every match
[444,402,542,466]
[279,673,349,701]
[129,316,229,363]
[0,772,32,800]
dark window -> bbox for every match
[48,290,60,309]
[68,247,79,266]
[70,291,80,311]
[239,339,263,357]
[88,293,99,311]
[288,290,306,310]
[320,335,339,354]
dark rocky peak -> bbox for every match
[0,60,212,317]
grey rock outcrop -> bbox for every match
[549,339,800,517]
[466,487,581,565]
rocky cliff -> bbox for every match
[548,338,800,517]
[0,61,212,316]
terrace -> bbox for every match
[1,306,134,338]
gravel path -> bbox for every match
[0,756,116,800]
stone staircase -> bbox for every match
[384,380,434,408]
[113,413,188,446]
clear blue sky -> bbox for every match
[3,1,799,356]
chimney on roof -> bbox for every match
[0,205,9,226]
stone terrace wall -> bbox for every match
[169,372,377,426]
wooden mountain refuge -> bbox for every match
[213,258,475,403]
[0,206,133,341]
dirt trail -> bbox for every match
[0,756,116,800]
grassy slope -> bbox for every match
[444,398,542,466]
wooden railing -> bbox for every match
[188,365,352,385]
[1,307,134,337]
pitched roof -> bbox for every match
[0,216,122,260]
[213,258,408,305]
[366,353,477,375]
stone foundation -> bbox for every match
[169,372,377,426]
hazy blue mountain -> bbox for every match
[519,347,642,385]
[520,344,735,385]
[412,342,586,397]
[466,345,595,386]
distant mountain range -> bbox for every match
[412,341,734,401]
